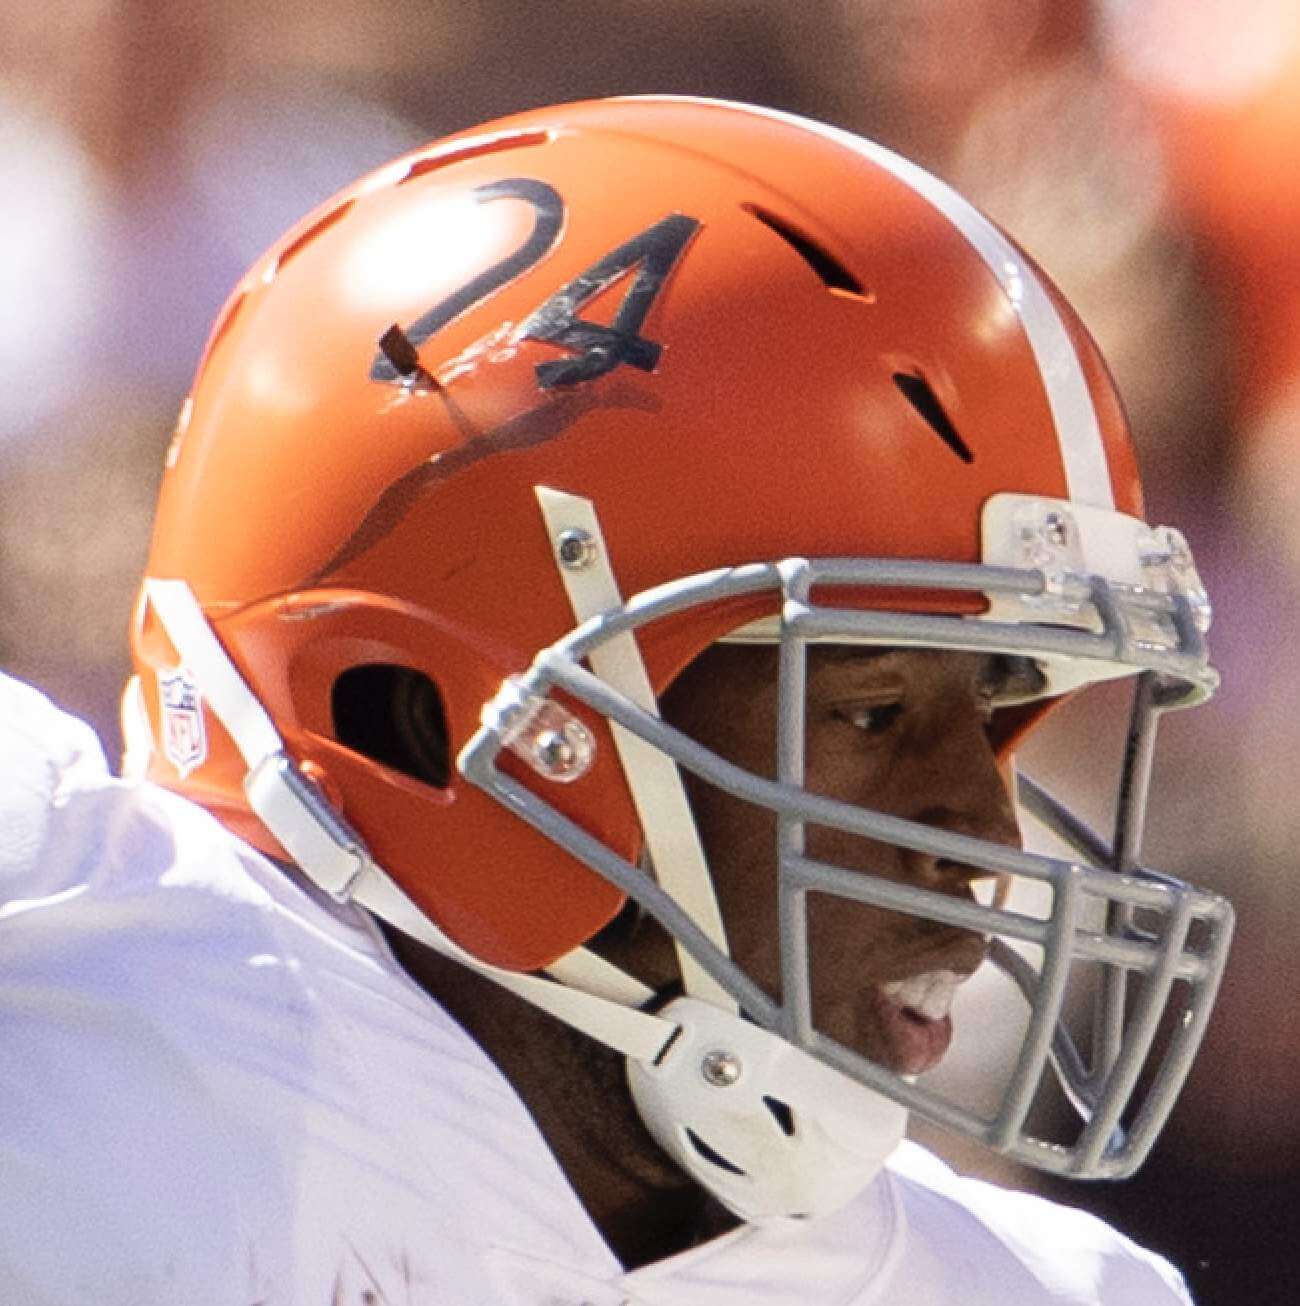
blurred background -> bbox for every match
[1,1,1296,1300]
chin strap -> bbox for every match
[141,578,674,1063]
[533,486,736,1013]
[628,996,907,1223]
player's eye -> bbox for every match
[836,700,904,735]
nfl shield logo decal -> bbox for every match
[157,667,207,778]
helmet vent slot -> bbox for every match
[742,204,868,298]
[763,1095,796,1137]
[332,664,451,788]
[892,372,973,464]
[398,130,551,185]
[685,1128,747,1176]
[274,200,357,273]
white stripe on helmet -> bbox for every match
[621,96,1117,511]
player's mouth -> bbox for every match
[867,968,972,1076]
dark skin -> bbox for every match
[387,644,1031,1269]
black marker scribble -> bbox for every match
[308,381,660,585]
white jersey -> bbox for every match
[0,674,1191,1306]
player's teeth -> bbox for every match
[881,969,964,1021]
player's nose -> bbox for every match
[904,718,1021,894]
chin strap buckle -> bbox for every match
[244,753,368,902]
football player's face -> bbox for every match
[659,644,1029,1077]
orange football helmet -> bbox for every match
[124,97,1229,1212]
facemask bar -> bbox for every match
[460,554,1232,1179]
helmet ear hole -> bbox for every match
[331,664,451,788]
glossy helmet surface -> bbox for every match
[132,95,1140,964]
[128,97,1229,1198]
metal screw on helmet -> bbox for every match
[1042,511,1070,548]
[482,676,596,783]
[556,528,597,570]
[700,1048,743,1087]
[533,728,577,773]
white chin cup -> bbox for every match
[626,997,907,1223]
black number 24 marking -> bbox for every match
[370,178,700,389]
